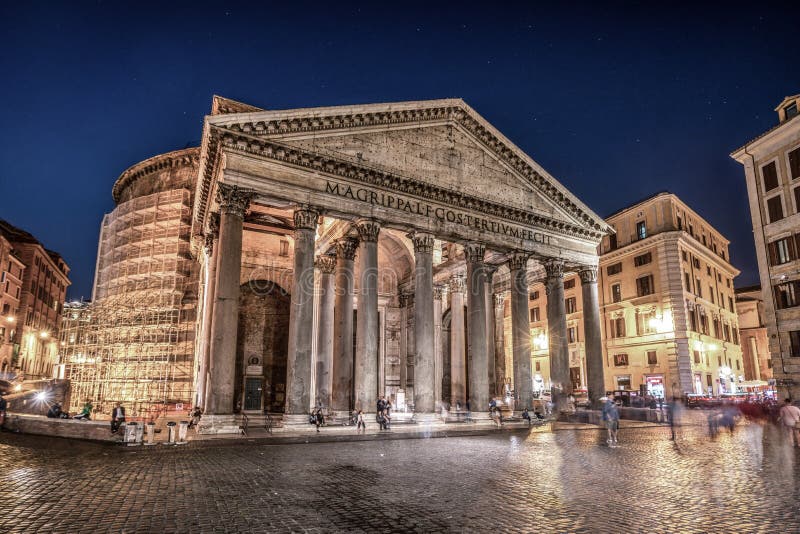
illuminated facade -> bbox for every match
[0,232,26,376]
[732,93,800,400]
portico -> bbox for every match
[192,96,610,431]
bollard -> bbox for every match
[124,422,140,446]
[144,422,157,446]
[177,420,189,444]
[134,422,144,444]
[166,421,177,444]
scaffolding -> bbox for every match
[60,188,199,418]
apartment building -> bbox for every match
[0,232,26,376]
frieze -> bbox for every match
[215,103,602,231]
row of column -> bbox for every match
[199,184,606,422]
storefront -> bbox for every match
[644,375,664,398]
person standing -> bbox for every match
[602,396,620,445]
[356,410,366,433]
[110,402,126,434]
[778,398,800,446]
[0,392,7,430]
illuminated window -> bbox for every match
[611,283,622,303]
[613,354,629,366]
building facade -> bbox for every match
[0,219,70,379]
[732,93,800,400]
[0,232,26,376]
[735,284,773,382]
[516,193,744,398]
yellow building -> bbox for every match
[517,192,744,399]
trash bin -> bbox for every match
[124,422,138,445]
[166,421,177,444]
[177,420,189,444]
[144,422,156,445]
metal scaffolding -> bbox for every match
[60,188,199,418]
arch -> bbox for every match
[235,280,290,413]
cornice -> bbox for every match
[194,100,611,241]
[198,127,605,244]
[113,147,200,203]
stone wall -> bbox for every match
[2,414,117,442]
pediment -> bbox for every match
[201,98,611,238]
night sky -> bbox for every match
[1,1,798,300]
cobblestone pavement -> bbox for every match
[1,414,799,533]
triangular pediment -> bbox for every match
[204,98,610,236]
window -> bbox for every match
[611,316,626,338]
[647,351,658,365]
[636,309,656,335]
[787,103,799,121]
[608,233,617,251]
[677,216,683,230]
[689,224,695,237]
[529,307,540,322]
[563,278,576,290]
[615,375,632,389]
[728,297,734,313]
[712,316,720,338]
[767,196,784,223]
[565,297,577,314]
[607,262,622,276]
[279,240,289,256]
[693,350,701,364]
[736,359,740,371]
[762,161,779,192]
[775,281,800,309]
[693,257,700,269]
[723,323,731,342]
[706,265,711,276]
[768,237,796,265]
[568,327,577,343]
[529,290,540,301]
[790,147,800,180]
[636,221,647,240]
[790,330,800,357]
[684,272,691,292]
[682,251,688,262]
[732,327,739,345]
[794,187,800,214]
[611,283,622,303]
[699,312,709,335]
[726,278,731,288]
[709,286,715,304]
[636,275,654,297]
[634,252,652,267]
[614,354,629,366]
[696,279,702,298]
[535,361,541,371]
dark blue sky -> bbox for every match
[1,1,798,299]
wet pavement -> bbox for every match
[1,415,799,533]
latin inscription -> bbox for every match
[325,181,553,245]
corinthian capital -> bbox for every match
[464,242,486,264]
[508,251,530,271]
[315,255,337,274]
[449,274,466,294]
[543,258,565,280]
[579,266,598,284]
[410,232,435,255]
[335,237,359,260]
[293,206,319,231]
[494,292,506,308]
[216,184,256,218]
[356,219,381,242]
[433,284,446,300]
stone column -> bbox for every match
[331,236,358,415]
[433,284,445,410]
[449,274,467,407]
[206,185,254,421]
[354,220,380,413]
[509,252,532,412]
[580,266,605,407]
[198,215,219,412]
[493,292,506,398]
[484,265,497,400]
[315,255,337,410]
[545,259,571,412]
[411,232,436,419]
[465,242,490,421]
[284,207,320,425]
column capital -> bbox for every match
[578,266,599,284]
[410,232,435,254]
[449,274,466,294]
[543,258,565,280]
[494,292,505,308]
[207,211,220,236]
[355,219,381,242]
[464,242,486,264]
[433,284,446,300]
[399,290,415,308]
[335,236,359,260]
[508,251,530,271]
[315,255,337,274]
[216,184,256,218]
[293,206,320,231]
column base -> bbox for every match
[467,411,494,426]
[197,415,242,435]
[282,413,315,431]
[413,412,442,425]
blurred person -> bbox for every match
[778,399,800,447]
[356,410,366,432]
[47,402,63,419]
[110,402,126,434]
[73,400,93,421]
[0,392,7,429]
[601,396,620,445]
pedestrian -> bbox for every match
[188,406,202,430]
[601,396,620,445]
[47,402,63,419]
[110,402,126,434]
[0,392,7,430]
[356,410,366,432]
[778,398,800,446]
[313,407,324,432]
[73,399,93,421]
[522,408,532,426]
[465,400,471,422]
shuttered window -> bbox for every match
[789,147,800,180]
[763,162,779,191]
[767,196,784,223]
[768,237,796,265]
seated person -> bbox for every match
[46,403,62,418]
